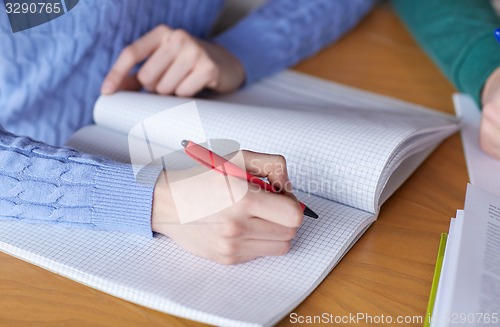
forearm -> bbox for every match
[393,0,500,106]
[213,0,376,86]
[0,127,157,237]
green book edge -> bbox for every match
[424,233,448,327]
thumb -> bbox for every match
[240,151,293,194]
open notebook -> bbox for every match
[0,71,459,326]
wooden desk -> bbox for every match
[0,6,468,327]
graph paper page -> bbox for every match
[92,89,456,213]
[3,71,458,326]
[0,193,374,327]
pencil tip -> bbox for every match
[304,206,319,219]
[181,140,189,148]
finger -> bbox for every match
[223,150,301,214]
[480,103,500,158]
[483,102,500,127]
[137,41,179,91]
[245,189,303,228]
[101,25,171,94]
[216,255,258,265]
[241,151,292,193]
[116,74,142,92]
[480,123,500,158]
[174,61,218,97]
[243,217,298,241]
[237,239,292,257]
[155,44,199,95]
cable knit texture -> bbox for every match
[0,127,158,237]
[215,0,376,86]
[0,0,224,146]
[0,0,372,236]
[0,0,373,146]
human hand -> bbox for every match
[151,151,304,265]
[101,25,245,97]
[480,67,500,159]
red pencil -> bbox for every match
[181,140,319,219]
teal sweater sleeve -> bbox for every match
[0,127,158,237]
[393,0,500,105]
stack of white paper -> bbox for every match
[430,95,500,327]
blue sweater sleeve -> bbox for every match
[0,127,158,237]
[213,0,375,86]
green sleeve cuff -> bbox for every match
[455,34,500,107]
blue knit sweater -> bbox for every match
[0,0,374,236]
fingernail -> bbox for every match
[101,80,115,94]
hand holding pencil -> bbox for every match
[181,140,318,219]
[151,147,308,265]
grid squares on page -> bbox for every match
[1,71,457,326]
[195,102,416,214]
[91,84,454,215]
[0,193,374,327]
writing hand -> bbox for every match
[151,151,303,265]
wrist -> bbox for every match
[217,43,246,89]
[204,41,245,92]
[151,170,178,235]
